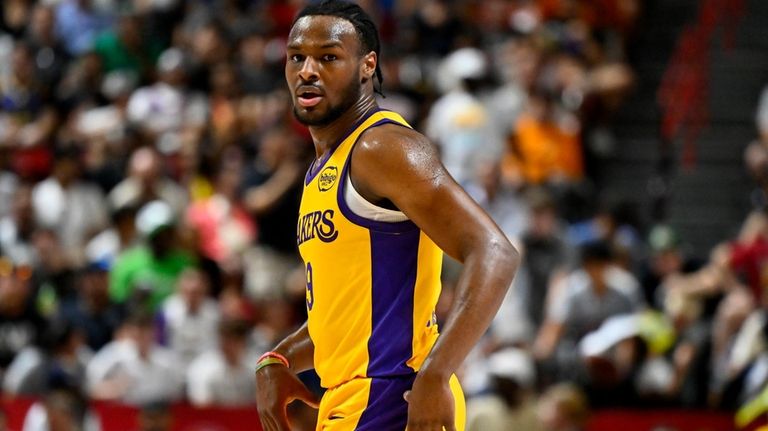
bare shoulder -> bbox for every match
[350,123,451,203]
[352,123,443,175]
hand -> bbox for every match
[256,364,319,431]
[404,372,455,431]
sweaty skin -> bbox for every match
[256,14,519,431]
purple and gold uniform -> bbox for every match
[297,110,465,430]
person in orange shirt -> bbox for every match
[503,88,584,185]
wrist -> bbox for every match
[272,345,294,370]
[417,360,453,381]
[255,351,290,374]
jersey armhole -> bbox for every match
[336,119,418,233]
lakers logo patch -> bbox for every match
[318,166,338,192]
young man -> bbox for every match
[255,2,519,430]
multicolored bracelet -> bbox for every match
[255,351,290,374]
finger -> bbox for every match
[265,411,283,431]
[295,384,320,409]
[403,390,411,402]
[260,415,276,431]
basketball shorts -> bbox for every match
[315,373,465,431]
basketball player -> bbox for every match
[255,1,519,430]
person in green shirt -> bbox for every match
[109,200,195,311]
[94,13,163,78]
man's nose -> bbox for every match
[298,57,319,82]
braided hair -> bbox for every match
[294,0,385,97]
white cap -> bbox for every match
[437,48,487,93]
[486,348,535,388]
[136,200,174,237]
[157,48,186,73]
[579,313,640,357]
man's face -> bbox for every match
[286,15,366,126]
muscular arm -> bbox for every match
[352,124,520,380]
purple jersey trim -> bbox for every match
[304,109,384,186]
[366,228,420,377]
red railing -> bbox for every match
[0,398,747,431]
[657,0,745,169]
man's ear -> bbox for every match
[361,51,376,83]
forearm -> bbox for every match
[272,321,315,373]
[420,238,518,378]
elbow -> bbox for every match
[490,235,520,283]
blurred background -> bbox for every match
[0,0,767,430]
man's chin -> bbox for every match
[293,106,331,126]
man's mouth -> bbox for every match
[296,86,323,108]
[298,93,322,107]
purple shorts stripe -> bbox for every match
[355,375,416,430]
[366,229,420,376]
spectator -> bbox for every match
[186,159,256,270]
[534,241,644,382]
[0,183,37,266]
[3,320,90,397]
[0,256,45,372]
[86,311,182,405]
[24,4,69,98]
[74,70,138,193]
[0,42,58,168]
[242,126,306,300]
[158,268,219,368]
[237,32,282,95]
[31,146,108,265]
[208,62,244,150]
[465,160,530,243]
[640,224,703,308]
[125,48,207,153]
[94,13,162,79]
[109,147,188,217]
[503,86,583,186]
[59,263,123,351]
[519,188,573,330]
[54,0,114,57]
[466,348,539,431]
[186,319,257,407]
[426,47,503,187]
[85,204,139,269]
[0,0,33,40]
[536,383,590,431]
[55,52,105,111]
[22,387,98,431]
[109,200,195,311]
[708,287,758,409]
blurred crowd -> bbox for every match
[1,0,766,430]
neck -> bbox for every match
[308,96,378,158]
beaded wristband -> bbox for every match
[254,357,287,374]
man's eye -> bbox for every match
[290,54,305,62]
[322,54,337,61]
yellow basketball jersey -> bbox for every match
[297,110,443,389]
